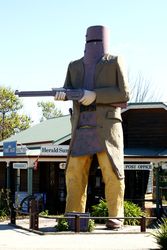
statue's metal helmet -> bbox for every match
[86,25,109,45]
[84,25,110,64]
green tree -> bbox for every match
[0,86,31,141]
[37,101,63,122]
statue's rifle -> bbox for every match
[15,88,127,108]
[15,88,84,101]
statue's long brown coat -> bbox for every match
[64,55,130,179]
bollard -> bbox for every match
[75,214,80,233]
[10,206,16,225]
[29,199,39,230]
[140,216,146,232]
[65,212,89,232]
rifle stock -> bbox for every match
[15,88,84,101]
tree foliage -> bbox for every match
[0,86,31,141]
[37,101,63,122]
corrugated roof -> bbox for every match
[0,115,71,146]
[122,102,167,113]
[1,102,167,155]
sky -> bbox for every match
[0,0,167,124]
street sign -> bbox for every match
[13,163,28,169]
[124,163,152,170]
[41,145,69,156]
[3,141,17,156]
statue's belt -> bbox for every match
[80,104,96,112]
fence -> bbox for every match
[9,199,158,234]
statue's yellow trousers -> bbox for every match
[65,151,124,218]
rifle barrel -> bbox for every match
[15,90,56,97]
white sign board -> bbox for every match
[161,162,167,170]
[16,146,27,155]
[124,164,152,171]
[59,163,66,169]
[41,145,69,156]
[13,163,28,169]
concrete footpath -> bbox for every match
[0,219,160,250]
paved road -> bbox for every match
[0,220,160,250]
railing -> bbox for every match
[66,214,155,233]
[10,199,39,231]
[10,199,157,233]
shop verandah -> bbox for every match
[0,147,167,218]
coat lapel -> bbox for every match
[78,55,113,87]
[94,54,111,82]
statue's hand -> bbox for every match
[54,91,66,100]
[79,90,96,106]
